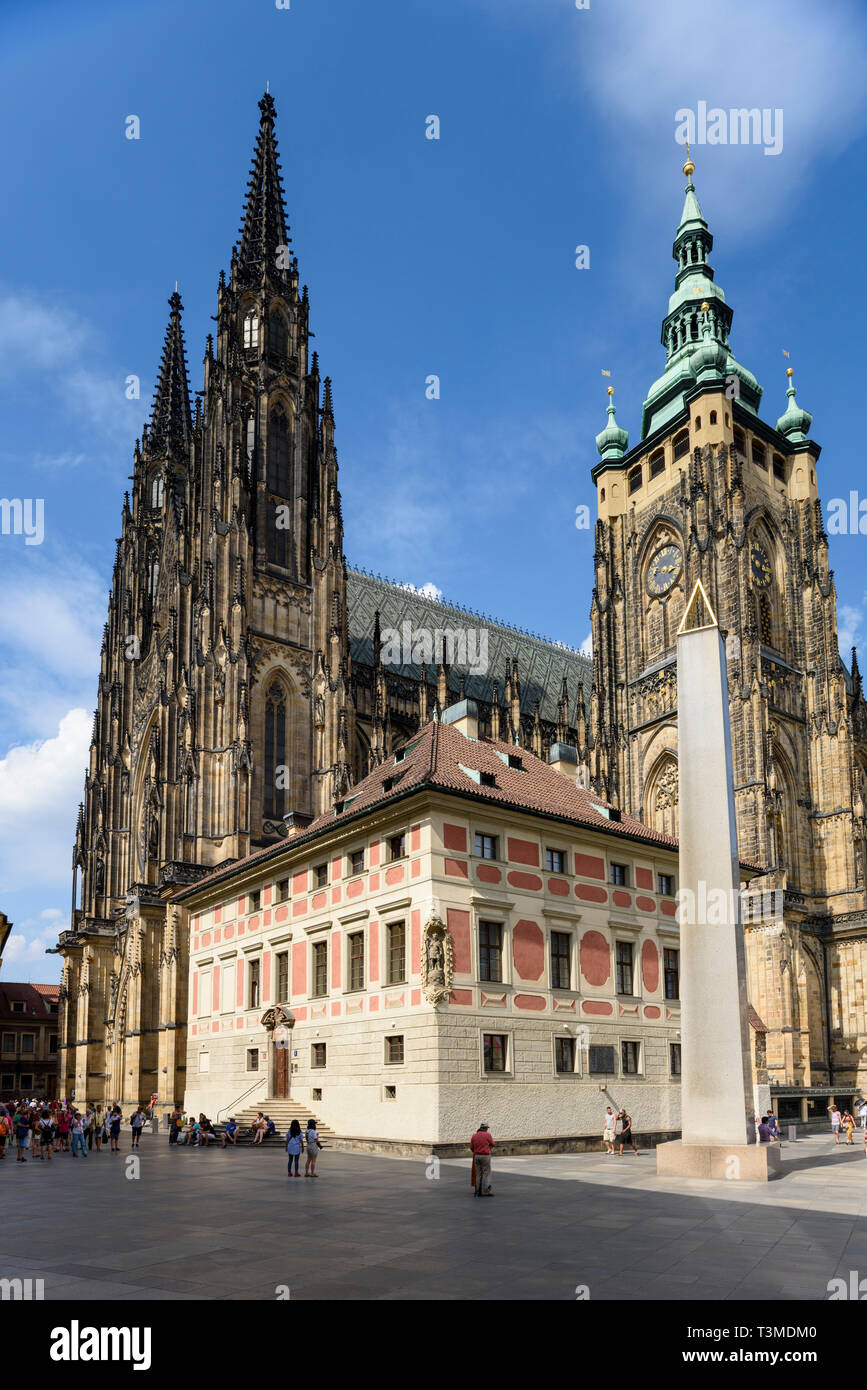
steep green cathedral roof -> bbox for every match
[346,568,591,723]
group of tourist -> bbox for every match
[0,1099,151,1162]
[167,1108,220,1146]
[828,1101,867,1146]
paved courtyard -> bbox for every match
[2,1132,866,1300]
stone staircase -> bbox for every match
[217,1098,335,1146]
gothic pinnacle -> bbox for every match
[148,291,192,459]
[235,90,291,281]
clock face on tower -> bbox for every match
[751,544,773,588]
[646,544,683,597]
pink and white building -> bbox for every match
[175,702,689,1151]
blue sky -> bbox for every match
[2,0,866,977]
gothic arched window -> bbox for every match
[645,755,679,839]
[269,311,289,358]
[267,407,290,496]
[150,473,163,508]
[243,310,259,350]
[264,682,287,821]
[147,552,159,603]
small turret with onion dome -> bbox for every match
[595,385,629,461]
[776,366,812,443]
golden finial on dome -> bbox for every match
[682,138,695,179]
[786,366,794,379]
[607,385,614,396]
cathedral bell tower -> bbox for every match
[58,92,354,1112]
[589,154,867,1089]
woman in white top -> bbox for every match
[829,1105,842,1144]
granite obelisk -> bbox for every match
[656,581,780,1180]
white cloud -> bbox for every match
[580,631,592,656]
[0,293,146,448]
[837,602,866,656]
[470,0,867,238]
[0,708,90,894]
[401,580,444,602]
[3,910,67,974]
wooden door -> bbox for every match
[275,1046,289,1098]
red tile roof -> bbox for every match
[176,722,686,900]
[0,982,60,1022]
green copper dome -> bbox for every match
[776,370,812,442]
[595,388,629,460]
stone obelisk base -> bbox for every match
[657,1140,782,1182]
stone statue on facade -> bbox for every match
[420,897,453,1006]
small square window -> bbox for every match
[483,1033,508,1073]
[1,1074,14,1089]
[11,1001,25,1014]
[479,771,496,788]
[389,834,406,862]
[315,863,328,888]
[545,848,565,874]
[246,1048,258,1072]
[474,833,498,860]
[657,872,674,896]
[21,1034,34,1055]
[670,1043,682,1076]
[312,1088,322,1102]
[507,754,523,770]
[621,1040,641,1075]
[19,1074,33,1091]
[248,890,261,913]
[384,1085,397,1100]
[312,1043,326,1069]
[610,862,628,886]
[350,849,365,876]
[385,1035,404,1065]
[276,879,290,903]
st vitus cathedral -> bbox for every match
[57,101,867,1121]
[56,94,592,1106]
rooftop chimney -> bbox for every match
[549,742,580,783]
[442,698,479,741]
